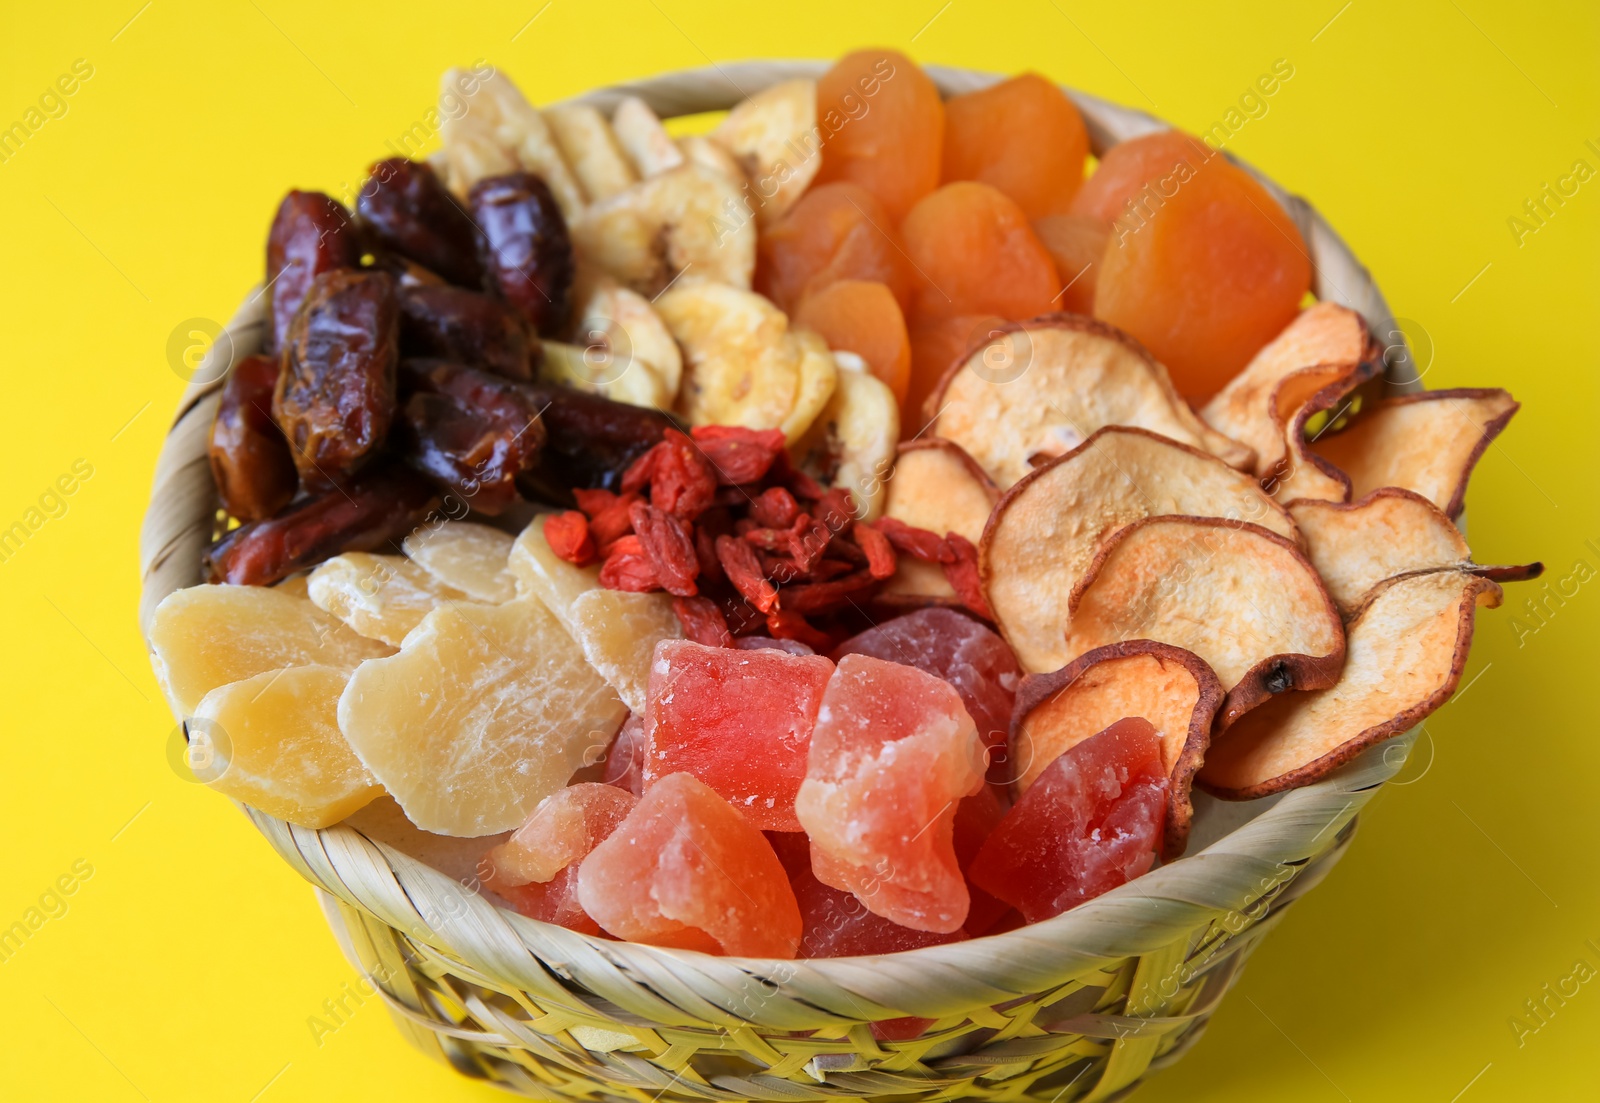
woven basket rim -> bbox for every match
[139,59,1420,1016]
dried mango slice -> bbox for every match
[1200,303,1375,479]
[544,103,638,203]
[1310,388,1519,519]
[710,78,820,227]
[568,588,682,713]
[611,96,684,177]
[438,68,585,218]
[982,426,1298,673]
[338,598,626,836]
[192,665,381,828]
[1011,641,1222,858]
[570,165,756,295]
[792,352,896,519]
[402,521,516,604]
[1200,570,1503,798]
[509,519,600,635]
[149,585,391,718]
[880,440,998,606]
[929,315,1253,487]
[1063,516,1344,727]
[308,552,467,647]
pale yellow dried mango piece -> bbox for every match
[192,665,381,829]
[149,585,392,718]
[403,521,516,603]
[309,553,467,647]
[658,281,800,433]
[509,518,600,635]
[337,598,626,836]
[568,588,683,714]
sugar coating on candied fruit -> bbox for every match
[191,664,381,829]
[644,640,834,832]
[485,783,638,933]
[337,597,626,836]
[970,717,1168,922]
[568,588,682,714]
[795,653,986,933]
[403,521,517,603]
[577,772,802,956]
[308,552,468,647]
[149,584,392,717]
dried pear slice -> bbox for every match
[612,96,684,177]
[1200,302,1374,478]
[1200,570,1503,798]
[981,426,1298,674]
[1310,388,1519,519]
[192,665,381,829]
[657,281,798,433]
[1268,365,1381,504]
[544,103,638,203]
[794,354,897,520]
[509,518,600,635]
[308,552,468,647]
[1063,516,1344,728]
[928,315,1254,488]
[338,598,627,836]
[709,78,820,227]
[568,588,682,713]
[880,439,999,606]
[438,67,585,218]
[402,521,516,604]
[149,585,392,718]
[1011,641,1223,858]
[570,165,756,295]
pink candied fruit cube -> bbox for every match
[577,771,803,957]
[484,783,638,934]
[602,712,645,795]
[795,653,987,933]
[644,639,834,831]
[970,717,1168,922]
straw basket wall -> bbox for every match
[139,60,1420,1102]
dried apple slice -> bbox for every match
[1200,570,1503,798]
[1200,302,1375,478]
[544,103,638,203]
[438,68,586,218]
[1063,517,1344,727]
[880,439,999,606]
[338,598,627,836]
[568,588,682,713]
[1011,641,1222,858]
[402,521,516,604]
[709,78,820,226]
[149,585,392,718]
[793,351,897,518]
[1310,389,1519,519]
[509,518,600,635]
[570,165,756,295]
[611,96,684,177]
[308,552,468,647]
[928,315,1254,487]
[981,426,1299,673]
[192,665,381,828]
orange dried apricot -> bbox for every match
[942,73,1089,219]
[905,312,1004,434]
[1069,130,1215,224]
[900,182,1060,327]
[815,49,944,223]
[1031,214,1109,316]
[756,182,913,315]
[794,280,912,402]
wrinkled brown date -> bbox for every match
[469,173,574,337]
[516,383,676,502]
[264,191,359,355]
[395,359,548,515]
[203,462,439,586]
[399,284,535,381]
[208,354,297,522]
[357,158,484,288]
[274,269,400,490]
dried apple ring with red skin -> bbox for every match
[208,354,297,522]
[274,268,400,490]
[398,283,535,381]
[358,157,484,288]
[815,49,944,223]
[264,190,359,355]
[470,172,575,337]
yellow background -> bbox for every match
[1,1,1595,1099]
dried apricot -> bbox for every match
[905,313,1004,433]
[942,74,1089,219]
[794,280,911,402]
[815,49,943,223]
[900,182,1060,327]
[1031,214,1109,316]
[756,183,913,315]
[1069,130,1214,224]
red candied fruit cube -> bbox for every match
[484,783,638,934]
[795,654,987,933]
[644,639,834,831]
[602,713,645,795]
[577,772,802,956]
[970,718,1168,923]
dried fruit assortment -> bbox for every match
[151,51,1542,961]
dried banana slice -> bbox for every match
[782,329,842,445]
[794,352,898,520]
[612,96,685,177]
[437,67,585,219]
[541,340,671,411]
[544,276,683,410]
[677,134,746,187]
[710,78,820,227]
[657,281,803,436]
[545,103,638,203]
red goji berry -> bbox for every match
[695,524,723,582]
[749,486,800,528]
[942,533,994,620]
[716,590,767,636]
[716,534,778,613]
[572,487,617,517]
[854,522,897,580]
[599,535,659,592]
[876,516,954,562]
[651,429,717,520]
[780,569,881,615]
[812,487,858,534]
[764,609,834,652]
[690,425,786,485]
[588,491,642,551]
[543,511,597,566]
[621,442,664,495]
[787,513,833,572]
[672,595,733,647]
[629,500,699,597]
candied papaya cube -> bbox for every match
[577,772,802,956]
[309,552,468,647]
[794,279,912,402]
[970,718,1168,922]
[643,639,834,831]
[191,665,381,828]
[942,73,1089,219]
[815,49,944,223]
[795,654,986,933]
[602,712,645,795]
[485,783,637,933]
[756,183,914,315]
[901,182,1060,328]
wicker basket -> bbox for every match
[139,61,1421,1102]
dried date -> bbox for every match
[264,190,359,355]
[516,384,675,501]
[358,158,483,288]
[469,173,574,337]
[208,354,297,522]
[399,283,535,381]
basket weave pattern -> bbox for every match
[140,61,1416,1102]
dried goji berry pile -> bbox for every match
[543,425,992,649]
